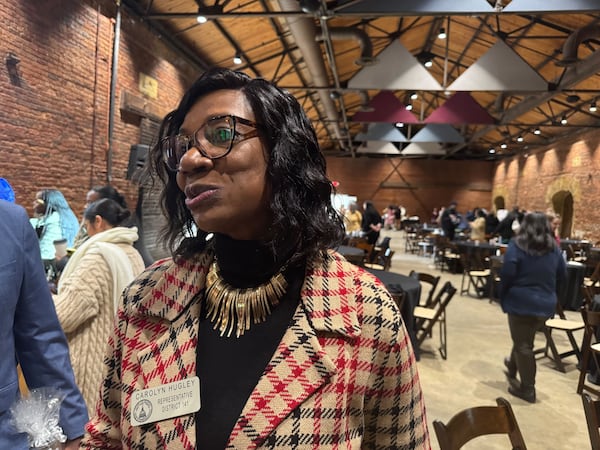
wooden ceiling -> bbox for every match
[122,0,600,160]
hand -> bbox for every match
[63,438,82,450]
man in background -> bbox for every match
[0,199,88,449]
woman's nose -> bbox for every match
[177,145,213,173]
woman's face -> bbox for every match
[33,191,45,214]
[176,89,271,240]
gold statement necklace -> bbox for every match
[204,260,288,338]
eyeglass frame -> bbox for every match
[161,114,262,172]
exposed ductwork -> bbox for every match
[315,26,377,66]
[277,0,346,149]
[557,24,600,66]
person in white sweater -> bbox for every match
[54,198,145,415]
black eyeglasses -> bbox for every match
[161,114,261,172]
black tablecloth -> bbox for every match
[560,262,586,310]
[366,268,422,359]
[336,245,365,265]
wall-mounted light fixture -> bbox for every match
[5,52,21,86]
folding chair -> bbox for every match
[582,393,600,450]
[413,281,456,360]
[364,248,395,271]
[433,397,527,450]
[577,306,600,396]
[459,251,490,298]
[535,301,584,373]
[409,270,440,307]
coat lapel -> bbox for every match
[132,253,210,450]
[227,252,362,449]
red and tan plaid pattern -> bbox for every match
[81,250,430,449]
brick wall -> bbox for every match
[493,128,600,241]
[326,156,494,221]
[0,0,195,217]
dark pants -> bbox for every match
[506,314,547,391]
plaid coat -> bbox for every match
[81,249,430,449]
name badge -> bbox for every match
[131,376,201,426]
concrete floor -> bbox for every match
[379,229,590,450]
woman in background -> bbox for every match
[500,212,566,403]
[30,189,79,271]
[343,202,362,234]
[54,198,145,414]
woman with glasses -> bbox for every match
[81,68,429,450]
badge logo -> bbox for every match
[133,399,153,424]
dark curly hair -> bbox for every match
[515,211,557,256]
[148,67,344,263]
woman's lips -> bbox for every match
[185,188,219,208]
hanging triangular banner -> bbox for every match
[352,91,420,123]
[410,124,465,143]
[503,0,600,13]
[355,141,402,155]
[448,40,547,91]
[424,92,495,124]
[355,123,408,142]
[337,0,495,15]
[348,40,443,91]
[401,142,446,155]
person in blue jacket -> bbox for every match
[500,211,567,403]
[0,199,88,449]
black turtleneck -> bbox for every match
[195,234,303,449]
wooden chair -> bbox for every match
[582,393,600,450]
[413,281,456,360]
[535,301,584,373]
[409,270,440,307]
[433,397,527,450]
[488,255,503,304]
[348,238,374,267]
[364,248,395,271]
[577,306,600,396]
[459,252,491,298]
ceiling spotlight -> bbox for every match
[590,102,597,112]
[561,115,568,125]
[489,148,496,154]
[196,15,207,23]
[410,92,418,100]
[299,0,320,14]
[233,54,242,65]
[438,28,447,40]
[517,135,524,142]
[405,103,413,111]
[500,143,507,149]
[416,51,435,68]
[395,122,404,128]
[533,128,541,135]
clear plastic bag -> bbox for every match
[10,387,66,450]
